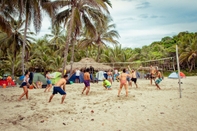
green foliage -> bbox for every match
[0,0,196,76]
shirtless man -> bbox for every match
[48,74,68,104]
[155,70,162,89]
[117,68,131,97]
[131,69,138,88]
[82,68,91,95]
[150,65,156,85]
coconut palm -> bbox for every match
[29,38,56,72]
[50,55,64,71]
[79,17,120,62]
[46,25,66,52]
[20,0,60,74]
[3,50,22,78]
[0,17,34,76]
[179,33,197,72]
[0,0,18,35]
[55,0,112,75]
[94,17,120,62]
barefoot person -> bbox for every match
[155,69,162,89]
[82,68,91,95]
[44,71,53,92]
[18,71,30,100]
[7,76,12,87]
[103,78,112,90]
[150,65,156,85]
[118,68,131,97]
[107,69,113,84]
[48,74,68,104]
[75,68,81,83]
[131,69,138,88]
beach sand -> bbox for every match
[0,76,197,131]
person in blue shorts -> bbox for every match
[44,71,53,92]
[18,70,30,101]
[155,69,162,89]
[103,78,112,90]
[48,74,68,104]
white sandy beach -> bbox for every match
[0,76,197,131]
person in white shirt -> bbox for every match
[18,70,30,100]
[75,68,81,83]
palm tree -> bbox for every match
[29,38,56,73]
[0,17,34,77]
[20,0,60,75]
[50,55,64,71]
[94,17,120,62]
[55,0,112,75]
[3,50,22,78]
[179,33,197,72]
[46,25,66,51]
[0,0,17,35]
[79,17,120,62]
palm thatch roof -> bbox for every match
[66,58,112,71]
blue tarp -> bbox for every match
[69,73,84,83]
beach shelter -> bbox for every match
[168,72,178,79]
[32,73,47,85]
[168,72,186,79]
[16,73,47,85]
[50,72,62,84]
[68,73,84,83]
[96,71,105,81]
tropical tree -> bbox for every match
[0,0,17,35]
[55,0,112,75]
[28,38,56,73]
[3,51,22,78]
[20,0,60,74]
[0,17,34,77]
[179,33,197,72]
[46,25,66,51]
[94,17,120,62]
[79,17,120,62]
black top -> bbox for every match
[29,72,34,84]
[90,66,94,74]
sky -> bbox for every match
[38,0,197,48]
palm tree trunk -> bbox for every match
[70,38,76,73]
[62,38,70,76]
[11,58,15,78]
[62,8,75,76]
[96,45,100,62]
[22,14,28,75]
[187,61,190,69]
[189,59,195,72]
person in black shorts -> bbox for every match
[131,69,138,88]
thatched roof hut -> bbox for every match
[66,58,112,71]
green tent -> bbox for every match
[33,73,47,85]
[50,72,62,84]
[15,73,47,85]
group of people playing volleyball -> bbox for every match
[18,65,162,104]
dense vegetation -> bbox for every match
[0,1,197,78]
